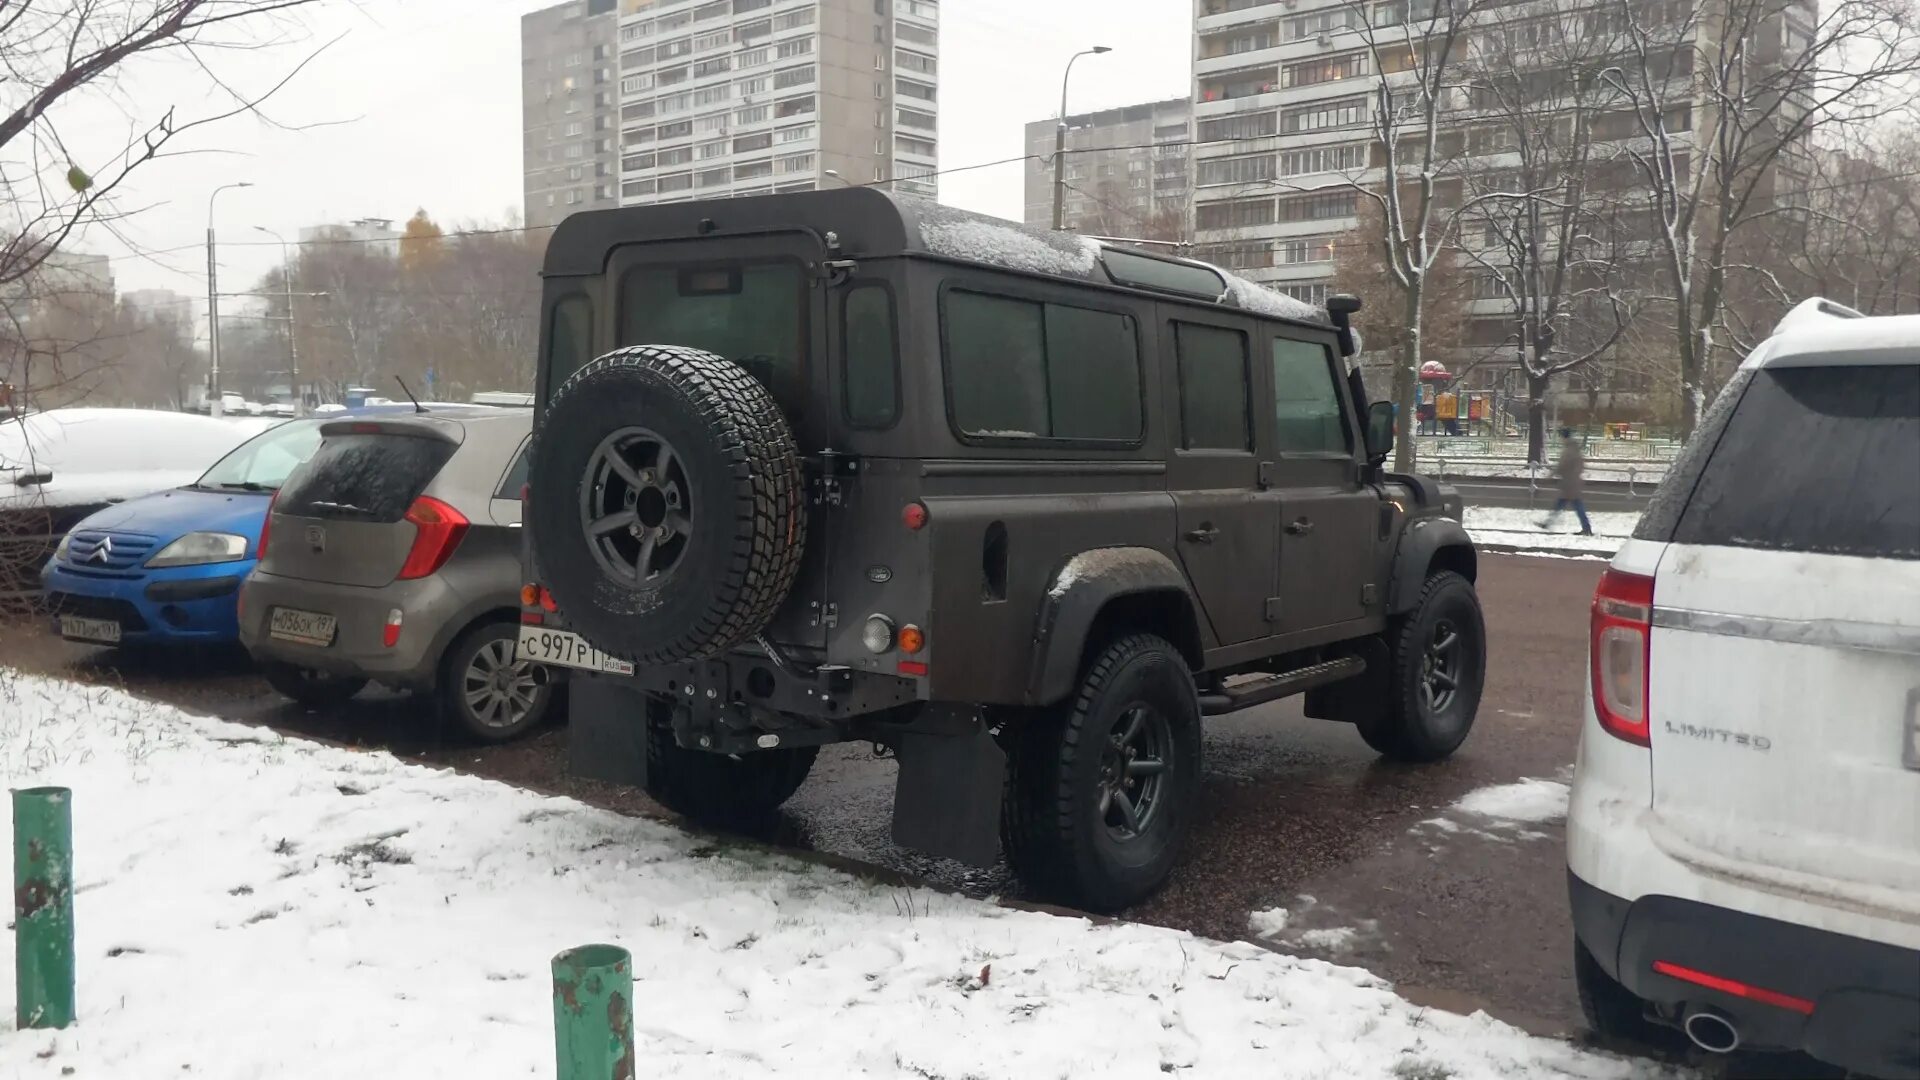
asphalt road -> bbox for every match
[0,556,1837,1078]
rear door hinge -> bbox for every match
[810,601,839,629]
[1361,583,1378,608]
[1264,597,1282,621]
[1258,461,1275,489]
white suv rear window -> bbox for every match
[1664,365,1919,560]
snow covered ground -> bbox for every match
[0,673,1684,1080]
[1463,507,1639,557]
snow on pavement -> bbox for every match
[0,673,1678,1080]
[1453,778,1572,825]
[1463,507,1639,557]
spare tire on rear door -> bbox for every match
[529,345,806,666]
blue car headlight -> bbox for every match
[146,531,249,568]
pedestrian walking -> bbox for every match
[1539,427,1593,535]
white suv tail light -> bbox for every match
[1590,568,1654,746]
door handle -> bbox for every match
[1286,517,1315,536]
[1184,524,1219,545]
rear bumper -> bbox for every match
[40,560,247,644]
[1570,870,1920,1076]
[239,571,454,686]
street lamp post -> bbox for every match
[254,226,301,416]
[206,182,253,417]
[1052,46,1112,232]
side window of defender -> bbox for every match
[944,289,1143,443]
[547,294,594,391]
[1173,322,1251,451]
[1271,338,1350,454]
[842,285,899,428]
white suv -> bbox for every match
[1567,298,1919,1077]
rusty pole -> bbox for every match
[13,786,74,1029]
[551,944,635,1080]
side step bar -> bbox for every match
[1198,655,1366,716]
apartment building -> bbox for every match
[612,0,939,208]
[298,218,404,257]
[1022,98,1192,239]
[522,0,622,230]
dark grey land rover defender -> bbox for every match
[520,188,1484,911]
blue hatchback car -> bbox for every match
[41,417,329,647]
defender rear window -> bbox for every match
[1669,365,1919,559]
[842,285,898,428]
[618,263,805,408]
[943,290,1143,442]
[278,434,457,524]
[547,295,594,389]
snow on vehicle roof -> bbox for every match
[911,200,1103,279]
[1221,272,1324,321]
[901,197,1326,322]
[1750,302,1920,370]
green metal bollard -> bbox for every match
[552,943,635,1080]
[13,786,74,1029]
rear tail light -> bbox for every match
[397,496,469,580]
[382,608,404,648]
[1591,568,1655,746]
[897,625,925,654]
[902,501,929,531]
[258,490,280,559]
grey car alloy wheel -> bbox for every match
[461,638,542,731]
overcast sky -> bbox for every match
[72,0,1190,314]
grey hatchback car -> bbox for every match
[238,408,555,741]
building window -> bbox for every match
[1277,191,1357,222]
[774,94,815,118]
[1284,52,1366,87]
[733,132,773,152]
[697,138,729,159]
[776,37,813,58]
[772,8,813,30]
[776,152,815,174]
[1280,237,1336,264]
[622,178,655,197]
[773,64,815,89]
[735,105,770,124]
[896,50,935,75]
[1198,111,1277,143]
[895,134,936,157]
[778,123,815,143]
[1279,143,1365,177]
[1281,96,1367,134]
[897,107,935,131]
[1195,153,1275,187]
[697,166,731,187]
[1195,197,1275,230]
[895,78,935,102]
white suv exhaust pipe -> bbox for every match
[1682,1007,1741,1054]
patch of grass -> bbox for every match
[1392,1060,1455,1080]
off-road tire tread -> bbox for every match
[1361,570,1483,762]
[537,345,804,666]
[641,699,817,821]
[1001,633,1197,911]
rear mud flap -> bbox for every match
[891,726,1005,868]
[567,677,652,788]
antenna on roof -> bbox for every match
[394,375,426,414]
